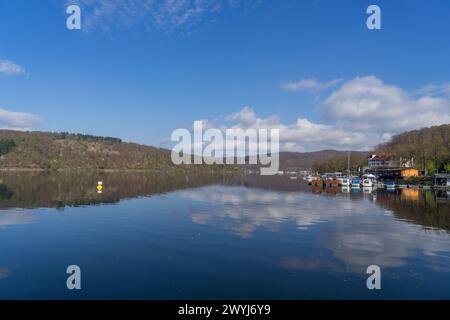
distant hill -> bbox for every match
[0,130,373,171]
[279,150,368,170]
[0,130,177,170]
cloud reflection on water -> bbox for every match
[0,210,36,227]
[179,186,450,272]
[0,268,11,281]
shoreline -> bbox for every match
[0,167,242,173]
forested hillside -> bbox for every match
[375,124,450,172]
[312,124,450,173]
[0,130,175,170]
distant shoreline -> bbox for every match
[0,168,165,172]
[0,167,240,173]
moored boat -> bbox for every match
[351,177,361,188]
[385,180,396,189]
[362,178,373,188]
[338,177,351,187]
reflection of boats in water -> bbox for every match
[326,186,340,195]
[435,189,450,204]
[341,186,350,193]
[312,185,324,194]
[312,179,323,187]
[312,185,340,195]
[363,187,373,194]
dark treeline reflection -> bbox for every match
[374,189,450,232]
[0,170,238,209]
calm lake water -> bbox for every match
[0,172,449,299]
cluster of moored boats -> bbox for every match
[304,173,383,189]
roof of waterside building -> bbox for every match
[369,153,396,160]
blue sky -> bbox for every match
[1,0,450,151]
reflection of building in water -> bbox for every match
[401,188,419,201]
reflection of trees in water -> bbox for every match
[228,175,312,192]
[374,189,450,232]
[0,170,238,209]
[0,184,13,200]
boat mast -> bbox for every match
[347,151,351,177]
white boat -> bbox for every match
[362,174,377,182]
[304,175,318,183]
[338,177,351,186]
[385,181,396,190]
[362,179,373,188]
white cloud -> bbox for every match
[212,76,450,152]
[0,60,26,75]
[222,108,370,152]
[323,76,450,132]
[225,106,257,126]
[417,82,450,98]
[0,211,36,227]
[71,0,255,32]
[282,78,342,93]
[0,108,40,130]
